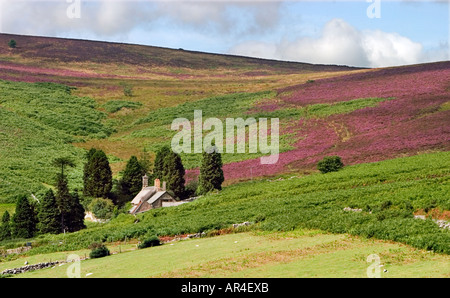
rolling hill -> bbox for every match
[0,33,449,201]
[0,33,449,277]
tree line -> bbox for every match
[0,145,224,241]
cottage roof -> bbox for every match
[147,191,168,205]
[130,186,157,205]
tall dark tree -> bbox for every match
[0,211,12,240]
[163,151,186,199]
[52,157,75,177]
[66,192,86,232]
[37,189,62,234]
[83,148,98,195]
[153,145,171,180]
[12,196,36,238]
[55,173,72,233]
[83,149,112,198]
[120,155,146,197]
[139,147,153,175]
[198,145,224,195]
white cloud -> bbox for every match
[0,2,446,67]
[362,30,425,67]
[229,18,442,68]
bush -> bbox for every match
[8,39,16,48]
[317,156,344,173]
[185,179,199,198]
[89,198,115,220]
[138,235,161,249]
[89,243,110,258]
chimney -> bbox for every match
[162,181,166,191]
[154,178,160,190]
[142,174,148,189]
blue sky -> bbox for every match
[0,0,448,67]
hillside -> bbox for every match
[0,33,362,202]
[0,33,449,203]
[1,151,449,278]
[0,33,449,278]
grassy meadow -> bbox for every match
[6,230,449,278]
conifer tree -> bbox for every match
[66,192,86,232]
[198,145,224,195]
[12,196,36,238]
[0,211,12,240]
[55,173,72,233]
[120,155,146,197]
[83,148,98,195]
[153,145,171,180]
[37,189,62,234]
[83,149,112,198]
[52,156,75,177]
[163,151,186,199]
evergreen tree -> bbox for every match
[37,189,61,234]
[0,211,12,241]
[198,145,224,195]
[55,173,72,233]
[163,151,186,199]
[120,155,146,197]
[52,156,75,177]
[66,192,86,232]
[153,145,171,180]
[83,148,98,195]
[12,196,36,238]
[83,149,112,198]
[139,147,153,175]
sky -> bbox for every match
[0,0,448,68]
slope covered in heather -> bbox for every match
[0,33,449,202]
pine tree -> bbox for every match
[163,151,186,200]
[198,145,224,195]
[120,155,146,197]
[153,145,171,180]
[12,196,36,238]
[0,211,12,240]
[52,156,75,177]
[83,148,98,195]
[55,173,72,233]
[139,147,153,175]
[66,192,86,232]
[38,189,62,234]
[83,149,112,198]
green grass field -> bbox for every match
[6,230,449,278]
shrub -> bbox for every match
[122,84,133,97]
[89,242,110,258]
[89,198,115,220]
[185,179,199,198]
[317,156,344,173]
[8,39,16,48]
[138,235,161,249]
